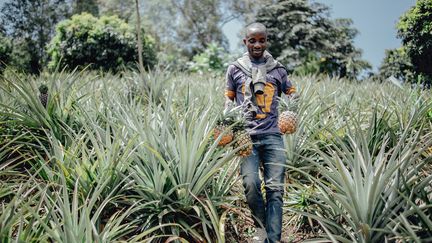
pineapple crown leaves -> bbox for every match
[232,119,247,133]
[279,93,300,112]
[215,105,249,135]
[39,84,48,94]
[217,105,243,126]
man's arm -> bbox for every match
[280,68,297,98]
[224,65,236,110]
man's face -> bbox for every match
[243,29,267,59]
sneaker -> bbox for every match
[252,227,267,243]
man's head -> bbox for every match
[243,22,268,59]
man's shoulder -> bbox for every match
[226,62,243,75]
[269,62,288,77]
[273,62,288,71]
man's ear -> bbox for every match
[243,38,247,45]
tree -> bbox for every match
[72,0,99,16]
[255,0,333,68]
[47,13,157,72]
[97,0,233,58]
[0,33,12,74]
[255,0,370,78]
[168,0,229,56]
[378,48,414,82]
[98,0,134,21]
[397,0,432,85]
[0,0,71,73]
[224,0,273,24]
[138,0,237,57]
[323,18,371,78]
[188,42,232,73]
[135,0,144,72]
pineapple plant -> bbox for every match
[38,84,49,108]
[278,94,299,134]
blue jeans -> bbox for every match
[240,133,286,243]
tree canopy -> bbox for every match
[255,0,370,78]
[48,13,156,72]
[0,0,71,74]
[0,0,373,78]
[378,48,413,82]
[0,33,12,74]
[397,0,432,85]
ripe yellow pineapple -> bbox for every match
[213,124,234,146]
[279,110,297,134]
[213,110,236,146]
[232,119,253,157]
[233,129,253,157]
[278,94,299,135]
[216,106,253,156]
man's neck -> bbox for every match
[250,56,266,65]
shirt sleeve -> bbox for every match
[225,65,236,100]
[280,68,296,95]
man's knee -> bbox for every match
[242,173,261,193]
[264,183,284,201]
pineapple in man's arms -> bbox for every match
[278,94,299,135]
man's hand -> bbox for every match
[287,92,300,101]
[224,98,235,114]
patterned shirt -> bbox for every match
[225,62,295,135]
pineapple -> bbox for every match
[213,122,234,146]
[233,129,253,157]
[216,105,253,156]
[279,110,297,134]
[278,94,299,135]
[213,107,237,146]
[38,84,48,108]
[232,120,253,157]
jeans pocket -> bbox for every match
[264,134,284,148]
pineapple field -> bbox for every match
[0,69,431,242]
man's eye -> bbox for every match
[249,39,255,43]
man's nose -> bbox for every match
[253,43,262,48]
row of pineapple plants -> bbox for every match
[282,76,432,241]
[1,68,431,242]
[0,68,241,242]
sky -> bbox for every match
[222,0,416,72]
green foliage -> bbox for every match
[0,34,12,74]
[0,69,237,241]
[6,40,34,74]
[294,106,432,242]
[397,0,432,85]
[135,0,232,59]
[188,42,232,73]
[292,53,321,76]
[171,0,229,55]
[0,0,71,74]
[72,0,99,16]
[378,47,414,82]
[98,0,135,21]
[283,75,432,241]
[256,0,370,79]
[48,13,157,72]
[1,69,431,241]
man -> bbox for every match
[224,23,296,243]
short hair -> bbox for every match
[245,22,267,37]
